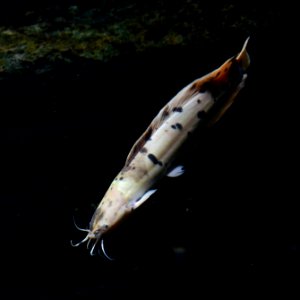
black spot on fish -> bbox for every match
[197,111,207,119]
[140,147,148,154]
[172,107,183,113]
[148,153,163,166]
[197,99,201,104]
[215,71,221,78]
[176,123,183,130]
[119,177,124,180]
[171,123,183,130]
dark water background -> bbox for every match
[0,1,298,299]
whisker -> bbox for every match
[90,239,99,256]
[86,238,92,249]
[70,234,89,247]
[73,216,90,232]
[101,239,114,261]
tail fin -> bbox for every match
[236,37,250,71]
[206,37,251,126]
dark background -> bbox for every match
[1,1,298,299]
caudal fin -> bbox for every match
[236,37,250,71]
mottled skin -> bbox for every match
[87,38,250,242]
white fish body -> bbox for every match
[77,38,250,248]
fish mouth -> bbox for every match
[71,227,112,258]
[88,230,97,239]
[89,223,110,238]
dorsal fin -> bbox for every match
[125,125,153,166]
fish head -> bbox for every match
[89,186,132,239]
[71,186,132,256]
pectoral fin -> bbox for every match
[133,189,157,209]
[167,165,185,177]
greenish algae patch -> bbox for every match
[0,2,277,74]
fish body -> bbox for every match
[78,39,250,249]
